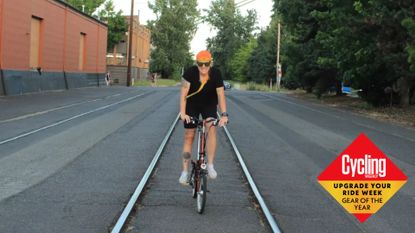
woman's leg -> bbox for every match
[205,119,218,179]
[182,128,196,171]
[206,123,216,165]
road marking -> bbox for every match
[0,93,145,146]
[0,101,95,123]
[0,92,165,202]
[0,93,124,124]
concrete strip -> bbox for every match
[232,95,351,154]
[127,124,268,233]
[263,93,415,143]
[0,92,168,201]
[0,93,147,145]
[0,92,123,123]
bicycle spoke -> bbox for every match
[196,174,207,214]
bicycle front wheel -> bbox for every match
[196,174,207,214]
[192,175,198,199]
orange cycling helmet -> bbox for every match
[196,50,212,62]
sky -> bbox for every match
[112,0,274,55]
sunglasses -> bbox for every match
[197,61,211,67]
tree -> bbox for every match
[97,0,128,50]
[204,0,257,80]
[404,18,415,104]
[369,0,415,106]
[276,0,332,96]
[402,18,415,73]
[148,0,199,79]
[247,24,277,84]
[66,0,105,15]
[274,0,415,105]
[320,0,415,106]
[66,0,128,51]
[229,39,257,82]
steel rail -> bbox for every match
[111,113,180,233]
[221,119,282,233]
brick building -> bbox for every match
[0,0,108,96]
[106,15,150,85]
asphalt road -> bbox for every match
[225,91,414,233]
[0,87,413,233]
[126,123,267,233]
[0,87,179,232]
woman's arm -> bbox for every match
[216,87,228,127]
[216,87,227,113]
[180,78,191,122]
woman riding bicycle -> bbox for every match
[179,50,229,185]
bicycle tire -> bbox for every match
[197,174,207,214]
[192,175,198,198]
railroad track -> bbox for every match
[110,113,282,233]
[0,90,282,232]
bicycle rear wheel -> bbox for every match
[196,174,207,214]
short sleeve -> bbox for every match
[182,69,191,82]
[213,68,224,88]
[183,66,196,82]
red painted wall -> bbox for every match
[1,0,31,70]
[0,0,3,68]
[0,0,107,73]
[97,25,108,73]
[32,0,65,71]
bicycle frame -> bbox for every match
[188,118,218,213]
[189,119,208,188]
[190,118,217,213]
[196,120,208,170]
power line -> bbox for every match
[235,0,256,8]
[235,0,251,6]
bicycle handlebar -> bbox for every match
[188,117,219,126]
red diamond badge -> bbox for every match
[318,133,407,222]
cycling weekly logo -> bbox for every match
[318,133,407,222]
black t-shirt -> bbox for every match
[183,66,224,106]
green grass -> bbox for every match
[229,81,278,92]
[133,79,278,91]
[133,79,179,87]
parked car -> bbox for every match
[223,81,232,90]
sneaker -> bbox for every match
[207,164,217,179]
[179,171,189,185]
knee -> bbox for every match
[184,130,195,142]
[182,152,191,159]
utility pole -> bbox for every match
[126,0,134,87]
[276,22,281,91]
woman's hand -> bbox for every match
[180,112,191,123]
[219,116,228,127]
